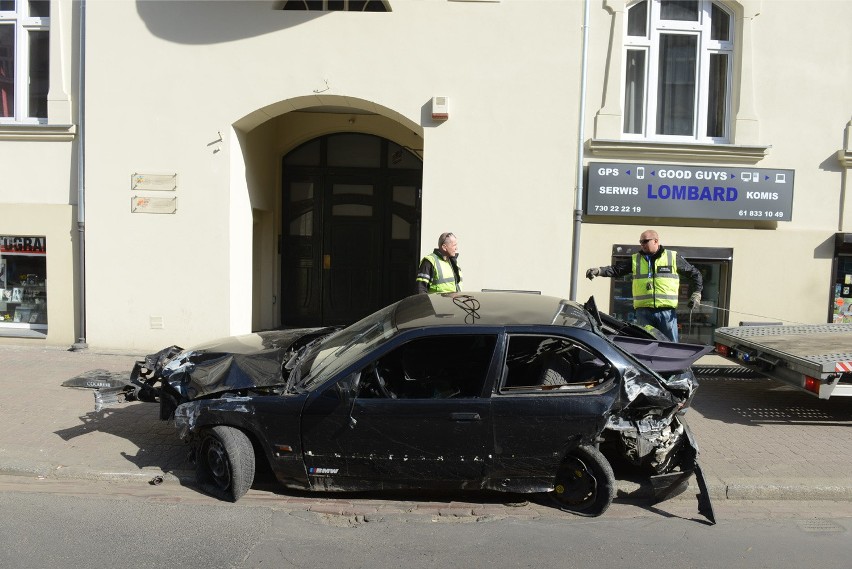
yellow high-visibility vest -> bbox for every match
[417,253,462,293]
[631,250,679,309]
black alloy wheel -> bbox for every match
[551,444,616,517]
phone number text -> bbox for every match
[738,210,785,218]
[592,205,642,213]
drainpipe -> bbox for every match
[71,0,87,350]
[569,0,590,301]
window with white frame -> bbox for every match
[0,0,49,123]
[623,0,733,143]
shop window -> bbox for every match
[623,0,733,143]
[0,235,48,337]
[608,244,731,345]
[0,0,50,123]
[832,255,852,323]
[832,234,852,323]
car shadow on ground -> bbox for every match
[690,374,852,427]
[53,396,195,479]
[251,476,547,510]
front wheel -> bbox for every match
[196,426,256,502]
[551,445,615,517]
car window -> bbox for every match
[295,304,397,391]
[358,334,498,399]
[500,335,613,392]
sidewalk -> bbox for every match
[2,344,852,513]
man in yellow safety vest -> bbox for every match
[416,232,463,294]
[585,229,702,342]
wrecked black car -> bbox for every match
[97,292,715,522]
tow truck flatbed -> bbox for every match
[713,323,852,399]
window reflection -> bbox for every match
[289,212,313,236]
[660,0,698,21]
[391,214,410,239]
[627,0,647,37]
[710,3,731,41]
[706,53,728,138]
[393,186,416,206]
[623,49,646,134]
[656,34,697,136]
[328,134,381,168]
[28,29,48,118]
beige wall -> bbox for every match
[3,0,848,350]
[82,0,580,349]
[85,0,851,349]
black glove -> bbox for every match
[585,267,600,280]
[688,292,701,308]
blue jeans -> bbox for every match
[635,307,678,342]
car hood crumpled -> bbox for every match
[152,327,338,400]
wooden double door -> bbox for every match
[281,134,422,327]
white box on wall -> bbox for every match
[431,96,449,121]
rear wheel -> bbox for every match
[196,426,256,502]
[551,445,615,517]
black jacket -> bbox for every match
[415,249,462,294]
[599,246,703,294]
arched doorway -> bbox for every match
[281,133,422,326]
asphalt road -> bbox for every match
[1,475,851,569]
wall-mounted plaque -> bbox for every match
[131,196,177,214]
[131,173,177,191]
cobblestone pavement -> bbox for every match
[1,344,851,519]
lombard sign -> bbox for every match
[586,162,794,221]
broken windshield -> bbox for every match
[290,304,398,392]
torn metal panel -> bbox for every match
[61,369,132,390]
[174,397,254,439]
[611,336,714,375]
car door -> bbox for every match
[301,333,498,489]
[489,329,621,491]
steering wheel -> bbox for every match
[373,364,397,399]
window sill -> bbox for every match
[588,139,770,164]
[0,124,76,141]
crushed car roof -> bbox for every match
[394,292,592,330]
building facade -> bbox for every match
[1,0,850,351]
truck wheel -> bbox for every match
[551,445,615,517]
[196,426,256,502]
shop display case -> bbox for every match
[0,274,48,332]
[1,237,48,338]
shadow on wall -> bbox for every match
[136,0,326,44]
